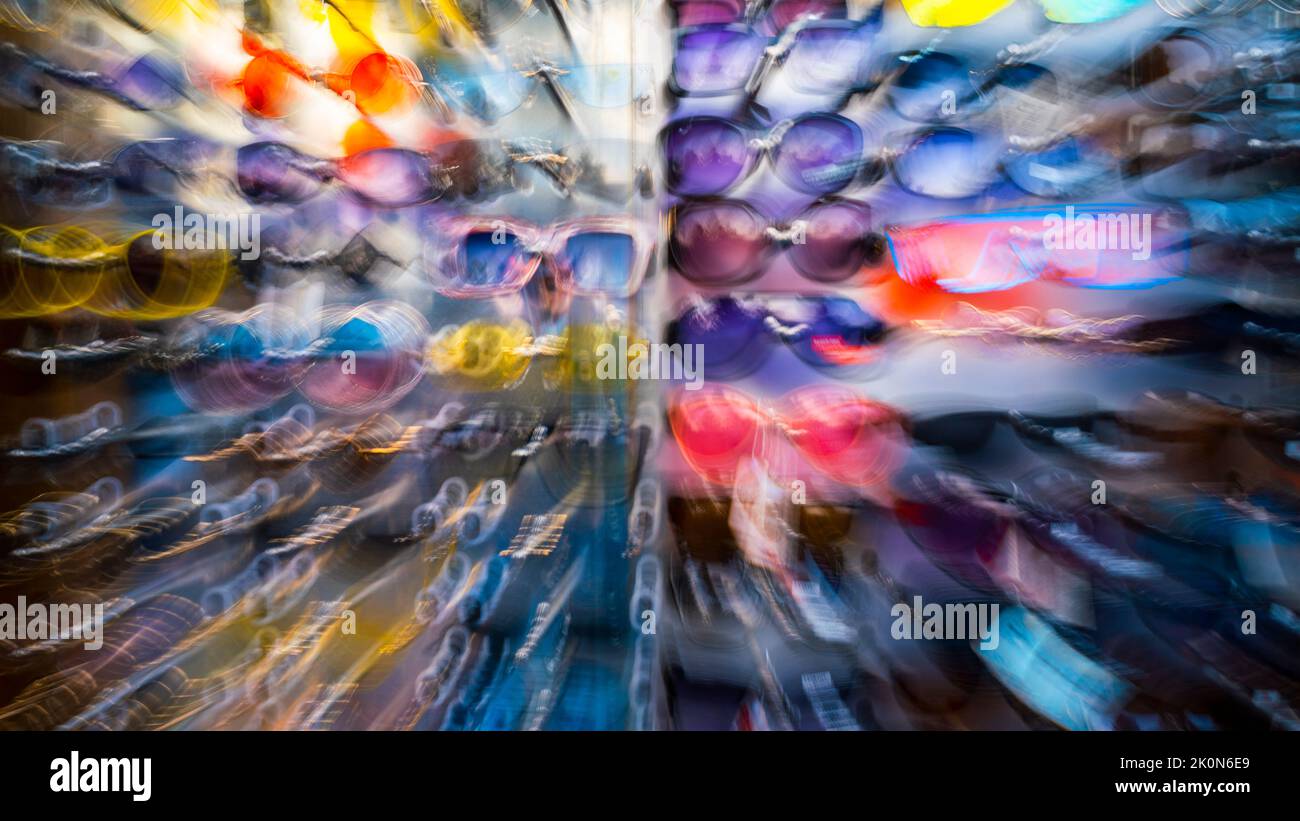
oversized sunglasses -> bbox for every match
[236,141,452,208]
[884,127,1116,200]
[669,0,848,31]
[425,216,654,297]
[668,385,907,487]
[667,294,887,379]
[669,196,882,284]
[886,204,1190,293]
[660,114,865,196]
[670,19,876,100]
[887,51,1062,123]
[1,224,229,320]
[235,34,427,119]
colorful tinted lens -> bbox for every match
[461,230,530,288]
[670,387,903,487]
[436,66,531,121]
[1003,137,1112,198]
[887,207,1188,293]
[428,320,532,389]
[669,388,761,486]
[337,148,440,207]
[170,306,309,414]
[789,200,875,282]
[672,297,771,379]
[784,388,903,485]
[887,217,1044,292]
[772,115,863,194]
[673,27,765,96]
[300,303,428,414]
[565,231,635,294]
[672,296,885,377]
[889,51,979,122]
[892,128,1002,199]
[671,201,766,284]
[236,142,326,203]
[116,53,185,109]
[663,117,750,195]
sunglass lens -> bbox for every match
[338,148,439,207]
[889,51,974,122]
[117,53,185,109]
[674,27,765,96]
[663,118,749,195]
[892,129,999,199]
[789,200,876,282]
[772,116,862,195]
[671,297,768,379]
[236,142,324,203]
[461,229,527,289]
[565,231,636,294]
[671,201,765,284]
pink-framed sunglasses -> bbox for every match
[425,215,655,298]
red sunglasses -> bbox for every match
[668,385,907,488]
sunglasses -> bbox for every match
[886,204,1190,294]
[899,0,1147,27]
[661,114,865,196]
[429,60,654,124]
[1,224,229,320]
[885,124,1107,200]
[669,0,848,31]
[667,294,887,379]
[1,137,219,209]
[669,197,882,284]
[0,41,186,112]
[668,385,907,487]
[298,302,430,415]
[670,19,875,100]
[427,319,546,391]
[886,51,1060,123]
[236,141,451,208]
[425,216,654,298]
[236,36,426,119]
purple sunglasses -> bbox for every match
[660,114,869,196]
[671,20,877,100]
[668,294,887,379]
[669,197,882,284]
